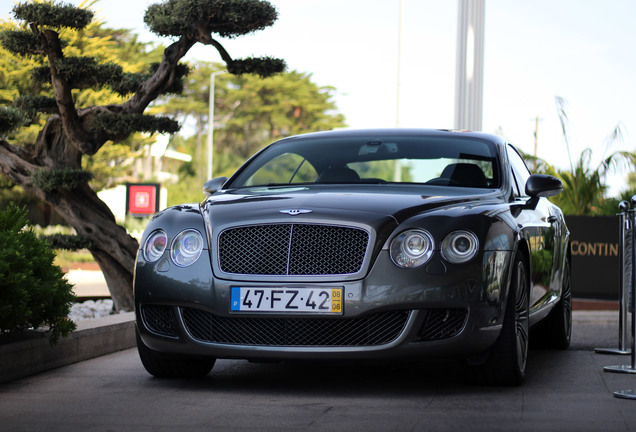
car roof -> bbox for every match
[274,128,507,147]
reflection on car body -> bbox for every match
[134,128,571,385]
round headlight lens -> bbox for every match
[441,230,479,263]
[143,230,167,262]
[171,229,204,267]
[390,229,434,268]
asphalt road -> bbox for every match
[1,312,635,432]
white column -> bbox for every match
[454,0,485,131]
[207,70,227,180]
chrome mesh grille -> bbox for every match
[218,224,369,275]
[418,309,468,341]
[141,305,178,337]
[182,308,409,347]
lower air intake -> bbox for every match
[181,308,409,347]
[141,305,178,338]
[418,309,468,341]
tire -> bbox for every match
[532,258,572,349]
[136,329,215,378]
[468,253,530,386]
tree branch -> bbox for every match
[0,139,40,193]
[207,36,234,65]
[123,36,196,113]
[37,26,99,156]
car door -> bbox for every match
[507,144,558,310]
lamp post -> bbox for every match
[207,70,227,180]
[393,0,404,182]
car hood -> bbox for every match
[203,185,503,228]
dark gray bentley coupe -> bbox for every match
[134,128,571,385]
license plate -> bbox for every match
[231,287,343,314]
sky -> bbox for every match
[2,0,636,196]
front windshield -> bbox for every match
[229,134,500,189]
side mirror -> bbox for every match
[525,174,562,198]
[202,176,228,197]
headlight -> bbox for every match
[143,230,167,262]
[441,230,479,263]
[171,229,204,267]
[390,229,434,268]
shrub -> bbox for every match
[0,206,76,344]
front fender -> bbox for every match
[134,203,213,305]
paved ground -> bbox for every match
[66,269,109,298]
[1,311,635,432]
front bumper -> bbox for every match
[134,248,512,361]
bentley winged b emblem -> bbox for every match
[279,209,313,216]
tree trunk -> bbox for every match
[1,135,138,311]
[54,185,138,311]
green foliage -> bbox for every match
[0,177,33,205]
[1,0,286,191]
[531,248,553,287]
[0,205,76,344]
[92,113,180,136]
[53,249,95,269]
[153,63,219,127]
[533,151,631,217]
[0,106,29,134]
[82,136,155,191]
[108,71,148,96]
[13,95,58,116]
[550,150,604,215]
[31,57,189,96]
[32,56,124,89]
[41,233,95,250]
[144,0,278,38]
[32,168,94,193]
[247,152,316,185]
[165,171,206,206]
[551,148,636,216]
[12,1,94,30]
[216,70,346,161]
[0,21,49,107]
[122,215,151,235]
[531,97,636,216]
[0,29,43,57]
[0,9,169,193]
[228,57,286,78]
[157,63,346,194]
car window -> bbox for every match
[506,144,531,197]
[243,153,318,186]
[230,135,500,189]
[348,158,495,185]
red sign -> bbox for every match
[126,183,159,216]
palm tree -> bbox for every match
[531,97,636,216]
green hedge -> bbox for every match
[0,206,76,344]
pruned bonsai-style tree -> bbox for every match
[0,0,285,311]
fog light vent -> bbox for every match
[141,305,178,338]
[418,309,468,341]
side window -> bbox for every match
[246,153,317,186]
[506,145,531,197]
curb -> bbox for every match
[0,312,135,384]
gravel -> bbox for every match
[69,300,121,322]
